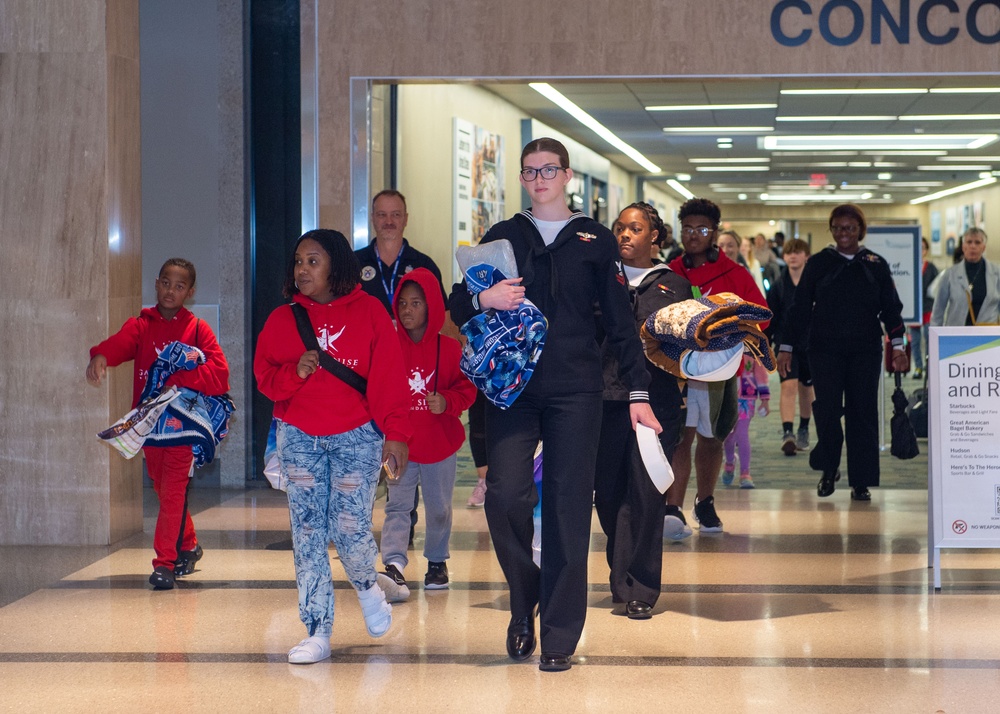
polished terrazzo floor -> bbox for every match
[4,472,1000,713]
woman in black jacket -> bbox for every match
[777,204,907,502]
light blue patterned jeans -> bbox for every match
[277,420,383,637]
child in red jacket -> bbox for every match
[86,258,230,590]
[379,268,476,599]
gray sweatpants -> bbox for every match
[380,453,457,570]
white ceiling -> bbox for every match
[480,77,1000,207]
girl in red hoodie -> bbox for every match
[379,268,476,599]
[254,230,412,665]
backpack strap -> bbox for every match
[290,303,367,395]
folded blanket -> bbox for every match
[458,259,547,410]
[641,292,776,377]
[98,341,234,468]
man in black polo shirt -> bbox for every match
[356,190,448,316]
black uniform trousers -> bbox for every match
[484,389,603,657]
[807,348,882,488]
[594,400,681,607]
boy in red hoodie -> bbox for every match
[86,258,230,590]
[380,268,476,599]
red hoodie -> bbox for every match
[393,268,476,464]
[254,286,412,443]
[90,306,230,408]
[669,252,771,332]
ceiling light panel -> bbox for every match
[761,134,999,151]
[665,127,773,133]
[776,116,896,122]
[646,103,777,111]
[780,88,928,95]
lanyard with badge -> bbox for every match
[374,242,404,307]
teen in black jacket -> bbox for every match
[595,203,692,620]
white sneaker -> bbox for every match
[467,479,487,508]
[288,635,331,664]
[377,572,410,603]
[358,582,392,638]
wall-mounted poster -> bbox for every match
[453,118,505,256]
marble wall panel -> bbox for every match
[0,0,142,545]
[217,0,249,487]
[0,0,104,53]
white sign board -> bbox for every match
[864,226,921,324]
[929,326,1000,589]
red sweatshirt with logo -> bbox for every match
[254,286,412,443]
[393,268,476,464]
[90,306,231,408]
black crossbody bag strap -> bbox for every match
[290,303,368,395]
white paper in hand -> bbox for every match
[636,424,674,494]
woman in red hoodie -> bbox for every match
[379,268,476,600]
[254,230,412,665]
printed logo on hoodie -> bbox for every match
[407,368,435,396]
[317,322,359,367]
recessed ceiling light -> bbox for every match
[929,87,1000,94]
[918,165,992,171]
[776,116,896,122]
[762,134,998,151]
[873,162,903,168]
[666,179,694,200]
[910,176,998,204]
[889,181,945,186]
[676,173,692,181]
[689,158,771,163]
[937,156,1000,161]
[738,193,748,200]
[878,173,893,180]
[760,193,874,202]
[848,162,873,167]
[861,150,947,156]
[900,114,1000,121]
[695,166,767,172]
[663,127,773,133]
[646,103,777,111]
[780,88,927,95]
[528,83,660,172]
[716,137,732,143]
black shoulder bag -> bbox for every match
[290,303,367,394]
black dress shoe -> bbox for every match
[817,470,840,497]
[851,487,871,501]
[539,654,572,672]
[626,600,652,620]
[505,615,536,661]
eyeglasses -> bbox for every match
[830,224,860,235]
[520,165,564,181]
[680,226,715,239]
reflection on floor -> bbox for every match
[4,485,1000,711]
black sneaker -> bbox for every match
[149,566,176,590]
[424,561,449,590]
[384,563,408,587]
[693,496,723,533]
[174,543,204,577]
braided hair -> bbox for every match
[620,201,666,246]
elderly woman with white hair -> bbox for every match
[931,227,1000,327]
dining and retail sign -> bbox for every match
[929,327,1000,588]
